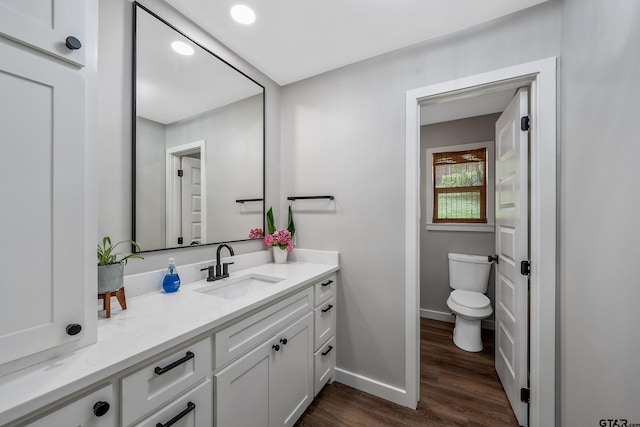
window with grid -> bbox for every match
[432,148,487,223]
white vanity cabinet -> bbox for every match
[0,263,338,427]
[215,311,314,427]
[24,384,116,427]
[121,338,212,426]
[0,0,94,371]
[313,274,337,395]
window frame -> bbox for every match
[425,141,495,232]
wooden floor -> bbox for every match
[296,318,519,426]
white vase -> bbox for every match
[273,247,288,264]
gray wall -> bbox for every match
[280,2,560,390]
[560,0,640,425]
[97,0,281,273]
[166,95,263,243]
[420,114,499,318]
[135,116,166,250]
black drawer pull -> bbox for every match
[156,401,195,427]
[321,280,333,287]
[321,304,334,313]
[154,351,194,375]
[321,345,334,356]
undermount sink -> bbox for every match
[194,273,284,300]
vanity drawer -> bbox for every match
[314,274,336,306]
[314,297,336,351]
[314,336,335,396]
[214,287,313,369]
[121,337,211,426]
[133,379,212,427]
[26,384,116,426]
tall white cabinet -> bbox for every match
[0,0,96,371]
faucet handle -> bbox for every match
[200,266,216,281]
[222,262,235,278]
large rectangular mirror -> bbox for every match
[133,3,264,252]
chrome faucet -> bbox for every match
[200,243,235,281]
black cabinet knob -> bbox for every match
[66,323,82,336]
[65,36,82,50]
[272,344,280,352]
[280,338,288,346]
[93,401,110,417]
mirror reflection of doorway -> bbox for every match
[166,140,207,247]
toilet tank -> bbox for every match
[448,253,492,293]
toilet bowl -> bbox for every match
[446,253,493,352]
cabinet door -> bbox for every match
[214,340,271,427]
[0,0,85,66]
[270,312,314,427]
[26,385,115,427]
[0,39,86,366]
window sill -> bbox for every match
[426,223,495,233]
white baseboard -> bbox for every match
[420,308,495,331]
[334,367,408,407]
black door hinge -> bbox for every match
[520,387,530,403]
[521,260,531,276]
[178,237,183,245]
[177,169,184,177]
[521,116,530,131]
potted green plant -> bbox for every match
[97,236,143,293]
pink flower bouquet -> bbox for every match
[248,207,295,252]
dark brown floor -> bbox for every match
[296,318,519,426]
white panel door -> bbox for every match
[215,339,271,427]
[0,0,85,66]
[180,156,202,245]
[270,312,314,427]
[494,87,529,426]
[0,38,86,365]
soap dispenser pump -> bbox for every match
[163,258,181,293]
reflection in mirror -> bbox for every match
[133,3,264,252]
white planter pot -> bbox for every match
[273,247,288,264]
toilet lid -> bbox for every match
[450,290,491,310]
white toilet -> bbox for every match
[446,253,493,352]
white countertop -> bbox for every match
[0,253,339,425]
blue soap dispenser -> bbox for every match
[163,258,181,293]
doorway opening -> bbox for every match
[405,58,557,427]
[166,140,207,247]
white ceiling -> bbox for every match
[166,0,551,86]
[136,7,262,124]
[420,88,515,126]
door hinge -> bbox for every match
[520,387,530,403]
[488,255,499,264]
[177,237,183,245]
[521,116,530,131]
[521,260,531,276]
[177,169,184,177]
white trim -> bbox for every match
[420,308,495,331]
[165,140,207,247]
[405,57,557,427]
[334,368,407,406]
[426,224,494,232]
[425,140,495,229]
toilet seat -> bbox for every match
[450,289,490,310]
[447,290,493,320]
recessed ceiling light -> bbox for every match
[171,41,194,56]
[230,4,256,25]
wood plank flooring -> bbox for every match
[295,318,519,426]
